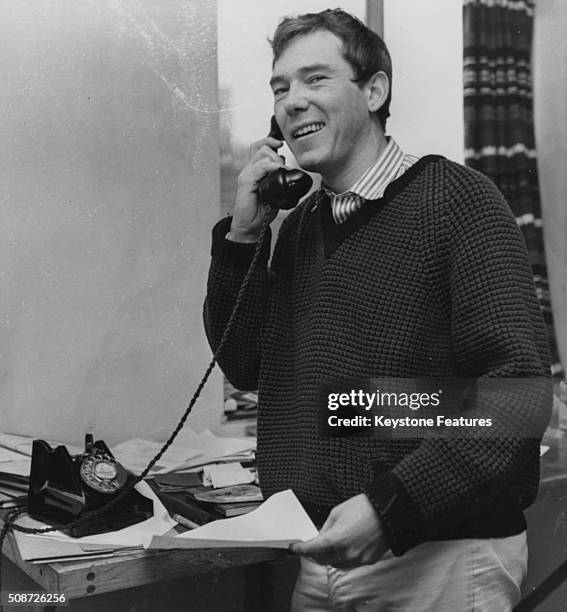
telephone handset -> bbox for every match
[256,116,312,209]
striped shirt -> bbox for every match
[324,137,420,224]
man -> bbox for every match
[204,9,551,611]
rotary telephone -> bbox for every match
[18,116,313,538]
[28,435,152,537]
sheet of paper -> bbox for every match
[202,463,255,488]
[0,433,37,456]
[172,428,256,457]
[173,451,256,472]
[156,428,256,471]
[13,480,176,559]
[13,530,138,562]
[0,433,81,457]
[0,447,28,463]
[29,548,138,564]
[110,439,203,475]
[0,457,32,477]
[147,489,318,550]
[110,429,256,475]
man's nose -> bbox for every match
[283,82,309,114]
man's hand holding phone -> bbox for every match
[228,135,284,243]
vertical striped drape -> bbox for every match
[463,0,563,376]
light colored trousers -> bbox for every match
[291,532,527,612]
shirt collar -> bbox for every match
[322,137,406,201]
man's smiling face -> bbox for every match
[271,30,382,189]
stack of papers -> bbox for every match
[164,427,256,468]
[0,433,81,457]
[110,439,203,475]
[111,428,256,475]
[0,440,32,508]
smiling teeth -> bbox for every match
[294,123,324,138]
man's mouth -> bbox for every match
[292,122,325,140]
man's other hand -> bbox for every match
[290,494,389,569]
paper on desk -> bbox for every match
[174,428,256,456]
[114,428,256,474]
[0,433,37,456]
[0,458,31,477]
[0,446,28,463]
[13,480,176,560]
[202,463,255,488]
[110,439,203,475]
[0,433,82,457]
[180,427,256,457]
[147,489,318,550]
[13,528,128,562]
[159,428,256,471]
[29,548,139,564]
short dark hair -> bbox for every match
[270,8,392,130]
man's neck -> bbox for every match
[323,130,388,194]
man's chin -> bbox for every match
[292,150,327,175]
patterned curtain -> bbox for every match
[463,0,563,376]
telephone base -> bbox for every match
[27,437,153,538]
[28,492,153,537]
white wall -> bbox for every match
[384,0,464,162]
[0,0,222,446]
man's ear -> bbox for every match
[365,71,389,114]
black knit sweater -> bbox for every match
[203,155,551,556]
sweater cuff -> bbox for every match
[364,471,425,556]
[211,217,272,270]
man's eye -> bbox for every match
[273,86,288,98]
[308,75,327,85]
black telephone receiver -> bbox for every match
[256,116,312,209]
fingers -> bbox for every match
[237,157,285,192]
[230,136,285,237]
[250,136,283,157]
[240,137,286,190]
[249,145,285,171]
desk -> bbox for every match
[2,525,290,611]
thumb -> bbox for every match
[289,537,315,555]
[289,533,333,557]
